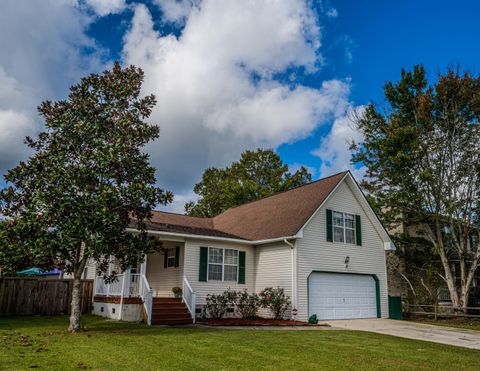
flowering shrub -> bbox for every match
[259,287,291,319]
[205,289,237,319]
[235,290,260,319]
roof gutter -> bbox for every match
[126,227,298,245]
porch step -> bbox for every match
[152,303,186,309]
[153,297,182,303]
[150,297,193,326]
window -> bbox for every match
[166,248,176,268]
[208,248,238,282]
[333,211,356,244]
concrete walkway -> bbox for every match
[324,319,480,350]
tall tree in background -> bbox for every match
[185,149,312,217]
[351,65,480,309]
[0,63,172,331]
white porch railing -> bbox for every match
[139,274,153,326]
[94,273,142,297]
[182,276,196,323]
[94,273,153,324]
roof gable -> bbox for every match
[296,172,393,247]
[212,172,347,241]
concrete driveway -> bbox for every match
[324,319,480,350]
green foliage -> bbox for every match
[0,220,36,276]
[351,65,480,306]
[205,289,237,319]
[0,62,172,283]
[204,289,261,319]
[185,149,312,217]
[308,314,318,324]
[259,287,291,320]
[235,290,260,319]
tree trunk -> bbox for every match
[68,257,87,333]
[437,245,460,307]
[68,272,82,332]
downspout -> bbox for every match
[283,239,296,312]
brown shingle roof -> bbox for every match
[137,171,347,242]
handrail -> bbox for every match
[182,276,196,323]
[140,274,153,326]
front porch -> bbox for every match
[93,241,196,325]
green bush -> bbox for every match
[236,290,260,319]
[205,289,237,319]
[308,314,318,324]
[259,287,291,320]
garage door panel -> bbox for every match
[308,273,377,320]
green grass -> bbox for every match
[413,318,480,332]
[1,315,479,370]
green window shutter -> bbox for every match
[355,215,362,246]
[174,246,180,267]
[238,251,246,284]
[163,249,168,268]
[199,247,208,282]
[326,209,333,242]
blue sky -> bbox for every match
[0,0,479,211]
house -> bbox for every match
[93,171,394,325]
[387,220,480,303]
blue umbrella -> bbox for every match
[16,267,63,276]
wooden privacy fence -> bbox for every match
[0,277,93,316]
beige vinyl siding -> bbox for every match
[63,259,97,280]
[82,259,97,280]
[296,177,389,322]
[183,239,255,307]
[146,241,184,297]
[254,242,292,318]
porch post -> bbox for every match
[106,255,114,297]
[140,254,148,276]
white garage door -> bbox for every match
[308,273,377,320]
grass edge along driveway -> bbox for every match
[1,315,479,370]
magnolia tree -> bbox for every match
[352,66,480,309]
[0,63,172,331]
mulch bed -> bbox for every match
[197,318,328,326]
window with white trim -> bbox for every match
[333,211,356,244]
[208,247,238,282]
[166,248,176,268]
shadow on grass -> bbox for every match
[0,314,223,337]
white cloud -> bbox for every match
[0,110,36,170]
[154,0,200,24]
[85,0,127,16]
[0,0,105,172]
[312,106,365,179]
[122,1,351,204]
[326,8,338,18]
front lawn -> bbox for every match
[1,316,479,370]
